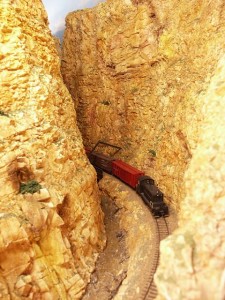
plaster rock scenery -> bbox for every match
[0,0,225,299]
[62,0,225,299]
[0,1,105,299]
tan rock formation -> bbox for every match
[0,1,105,299]
[155,57,225,300]
[61,0,202,208]
[53,36,62,59]
[62,0,225,299]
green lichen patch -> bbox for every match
[131,87,138,94]
[149,149,156,157]
[101,100,111,106]
[20,180,42,194]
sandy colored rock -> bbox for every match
[155,57,225,300]
[62,0,225,299]
[0,1,105,299]
[61,0,203,209]
[53,36,62,59]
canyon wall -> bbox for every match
[0,1,105,299]
[61,0,222,209]
[62,0,225,299]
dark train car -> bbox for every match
[85,149,103,181]
[85,148,91,155]
[88,151,115,174]
[94,165,103,182]
[86,141,122,174]
[137,176,168,218]
[112,160,144,189]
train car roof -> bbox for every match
[112,159,144,175]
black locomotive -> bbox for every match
[136,176,169,218]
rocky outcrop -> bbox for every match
[62,0,225,299]
[0,1,105,299]
[155,57,225,300]
[61,0,212,209]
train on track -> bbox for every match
[86,141,169,218]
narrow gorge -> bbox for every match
[0,0,225,299]
[62,0,225,299]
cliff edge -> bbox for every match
[0,1,105,299]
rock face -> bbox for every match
[155,58,225,300]
[62,0,225,299]
[0,1,105,299]
[61,0,206,209]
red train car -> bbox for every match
[112,160,144,188]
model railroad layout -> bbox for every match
[86,141,169,218]
[140,217,170,299]
[86,141,171,299]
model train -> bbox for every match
[86,141,169,218]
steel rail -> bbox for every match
[139,217,170,300]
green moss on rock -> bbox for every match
[20,180,42,194]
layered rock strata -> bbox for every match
[0,1,105,299]
[62,0,225,298]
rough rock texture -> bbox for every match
[62,0,225,299]
[0,1,105,299]
[155,57,225,300]
[61,0,211,209]
[53,36,62,59]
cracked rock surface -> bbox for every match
[0,1,105,299]
[62,0,225,298]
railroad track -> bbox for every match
[140,217,170,300]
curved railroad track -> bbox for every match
[139,217,170,300]
[91,174,177,300]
